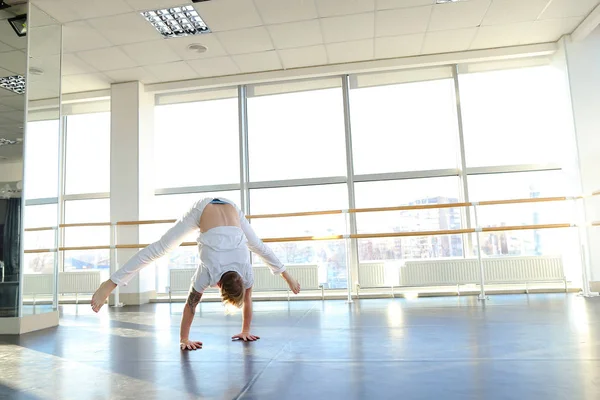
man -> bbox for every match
[91,197,301,350]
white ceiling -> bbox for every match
[20,0,597,94]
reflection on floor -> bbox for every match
[2,294,600,399]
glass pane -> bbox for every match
[24,120,59,199]
[350,79,459,175]
[249,184,349,289]
[248,87,346,181]
[154,98,239,188]
[460,67,572,167]
[64,199,110,273]
[355,178,464,262]
[65,113,110,194]
[23,204,57,253]
[467,170,566,202]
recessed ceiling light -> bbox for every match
[0,75,25,94]
[141,5,210,38]
[187,43,208,53]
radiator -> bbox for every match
[358,262,401,288]
[168,268,217,295]
[23,274,54,296]
[253,264,320,291]
[402,256,565,287]
[58,271,101,294]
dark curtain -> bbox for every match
[3,198,21,282]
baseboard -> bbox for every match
[115,290,156,305]
[0,311,59,335]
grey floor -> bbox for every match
[1,294,600,400]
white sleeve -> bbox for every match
[111,201,203,286]
[238,209,286,275]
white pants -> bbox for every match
[110,197,285,290]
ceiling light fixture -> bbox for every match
[29,67,44,76]
[8,14,27,37]
[0,75,25,94]
[141,5,210,38]
[436,0,462,3]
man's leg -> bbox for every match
[91,279,117,312]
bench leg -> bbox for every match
[320,285,324,301]
[457,284,460,296]
[356,284,360,299]
[564,278,568,293]
[287,289,290,302]
[75,293,78,305]
[525,281,529,294]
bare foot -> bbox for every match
[282,272,301,294]
[91,279,117,312]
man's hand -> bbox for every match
[232,332,260,342]
[180,338,203,350]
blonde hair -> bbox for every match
[220,271,245,309]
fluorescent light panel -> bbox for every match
[141,5,210,38]
[0,75,25,94]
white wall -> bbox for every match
[564,28,600,283]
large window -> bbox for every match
[63,199,110,277]
[65,113,110,195]
[355,177,464,261]
[247,83,346,182]
[460,66,571,168]
[350,75,459,175]
[249,185,349,288]
[24,120,59,199]
[23,204,57,274]
[154,96,239,189]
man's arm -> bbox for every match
[232,287,260,342]
[180,286,203,350]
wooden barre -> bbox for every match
[117,219,177,226]
[592,221,600,227]
[478,197,568,206]
[59,245,111,251]
[352,229,475,239]
[59,222,111,228]
[247,210,343,219]
[24,226,56,232]
[593,191,600,197]
[24,249,57,254]
[481,223,572,232]
[349,202,471,214]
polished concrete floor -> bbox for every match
[1,294,600,400]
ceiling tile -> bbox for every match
[327,39,374,64]
[216,27,274,55]
[104,67,157,83]
[193,0,263,32]
[0,51,26,75]
[33,0,80,23]
[316,0,375,17]
[125,0,187,10]
[145,61,199,82]
[62,54,98,75]
[187,56,241,77]
[164,34,228,60]
[0,42,14,53]
[75,0,133,20]
[482,0,549,26]
[376,0,435,10]
[321,13,375,43]
[267,20,324,49]
[120,40,181,65]
[62,72,113,93]
[87,13,161,45]
[375,6,432,37]
[0,94,25,110]
[540,0,599,19]
[232,51,282,73]
[77,47,138,71]
[429,0,492,31]
[62,21,113,53]
[375,33,424,59]
[29,6,60,28]
[253,0,318,24]
[422,27,478,54]
[470,22,533,50]
[522,17,582,44]
[279,45,328,69]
